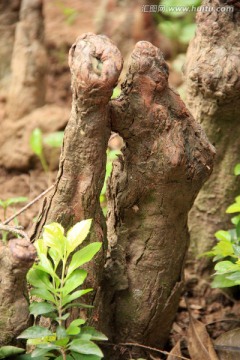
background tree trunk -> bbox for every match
[32,34,214,358]
[184,0,240,260]
[7,0,47,121]
[0,0,21,98]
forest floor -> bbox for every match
[0,1,240,358]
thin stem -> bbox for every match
[60,348,67,360]
[3,183,55,225]
[58,257,67,326]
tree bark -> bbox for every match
[0,238,36,345]
[0,0,21,97]
[32,34,214,358]
[184,0,240,258]
[7,0,47,121]
[32,32,123,298]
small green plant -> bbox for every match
[156,0,201,46]
[55,1,78,25]
[30,128,64,173]
[4,219,106,359]
[0,196,27,242]
[204,163,240,288]
[100,149,121,216]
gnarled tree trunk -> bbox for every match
[7,0,46,121]
[0,0,21,97]
[184,0,240,259]
[33,33,214,358]
[0,238,36,345]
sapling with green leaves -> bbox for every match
[14,219,107,360]
[30,128,64,173]
[204,163,240,288]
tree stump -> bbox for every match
[33,33,215,358]
[184,0,240,258]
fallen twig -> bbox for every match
[0,224,30,242]
[118,342,190,360]
[3,183,56,225]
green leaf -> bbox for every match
[43,131,64,148]
[212,274,237,288]
[234,163,240,176]
[43,223,65,255]
[67,219,92,254]
[215,230,231,242]
[226,271,240,283]
[0,346,25,359]
[68,340,103,357]
[233,244,240,257]
[29,302,56,317]
[4,197,28,207]
[71,353,101,360]
[80,327,108,341]
[226,203,240,214]
[30,287,56,303]
[179,23,196,44]
[62,289,92,307]
[111,87,121,99]
[56,312,70,321]
[61,269,87,296]
[37,253,57,279]
[30,128,43,156]
[54,337,69,347]
[66,319,85,335]
[17,326,53,339]
[31,345,58,358]
[56,326,67,339]
[214,261,240,274]
[63,303,94,311]
[35,239,48,256]
[49,247,61,270]
[67,242,102,278]
[27,268,55,292]
[231,215,240,225]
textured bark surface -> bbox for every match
[7,0,47,121]
[99,41,215,356]
[32,33,123,294]
[0,238,36,345]
[0,0,21,97]
[184,0,240,257]
[33,33,214,358]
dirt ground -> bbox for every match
[1,0,240,357]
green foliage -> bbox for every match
[0,346,25,359]
[111,87,121,99]
[55,1,78,25]
[13,219,107,359]
[30,128,64,173]
[30,128,49,173]
[44,132,64,148]
[204,166,240,288]
[157,0,201,45]
[100,149,121,216]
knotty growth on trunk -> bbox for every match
[0,238,36,345]
[33,33,214,358]
[184,0,240,258]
